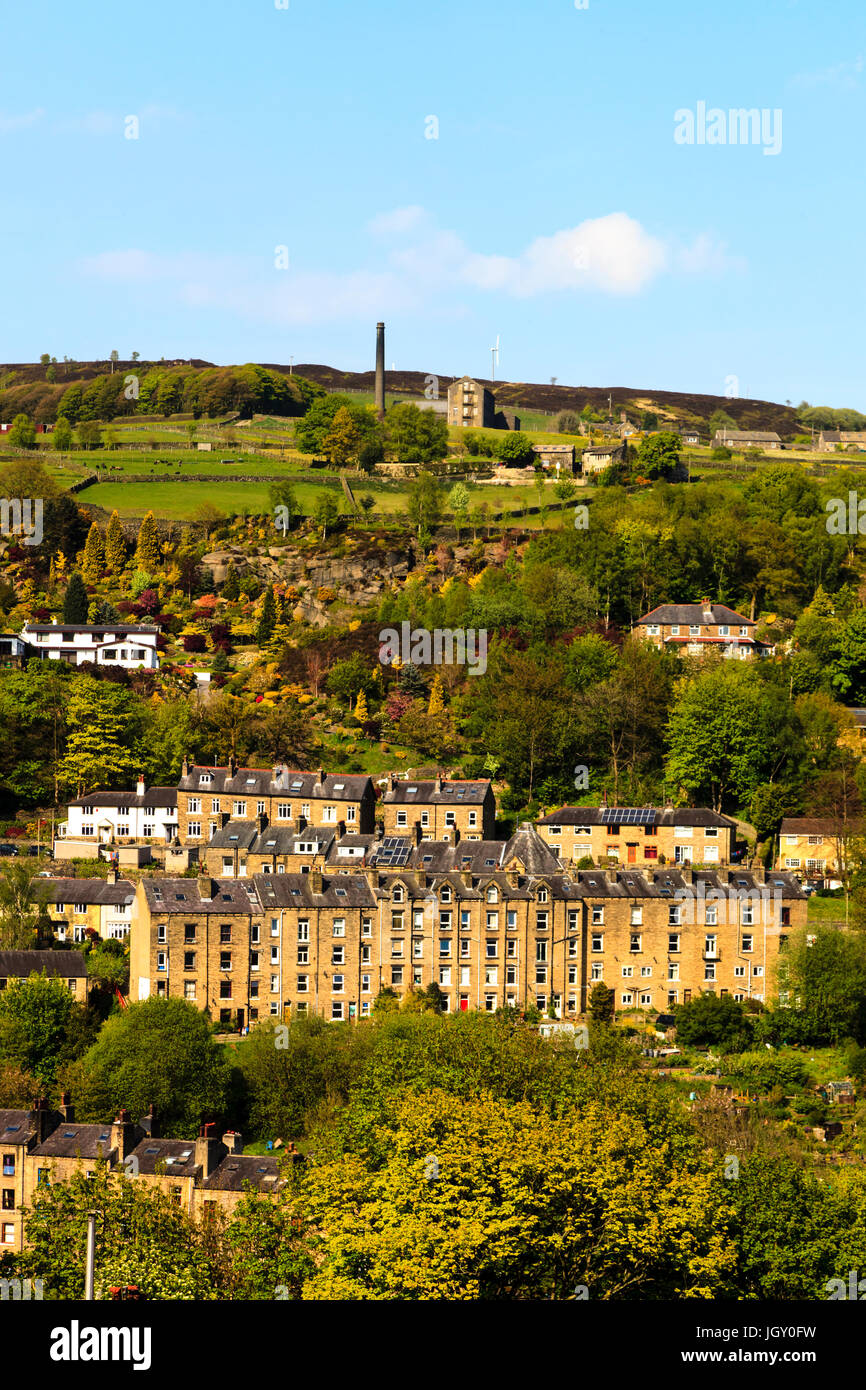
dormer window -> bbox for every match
[486,886,498,903]
[440,886,452,903]
[392,885,404,903]
[199,774,212,786]
[537,887,548,903]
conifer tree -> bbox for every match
[255,585,277,646]
[62,572,89,624]
[354,689,369,722]
[135,510,160,572]
[222,563,240,601]
[105,510,126,573]
[82,522,104,583]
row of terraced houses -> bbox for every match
[33,761,810,1030]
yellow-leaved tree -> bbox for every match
[299,1088,736,1300]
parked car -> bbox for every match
[0,843,19,857]
[25,845,41,856]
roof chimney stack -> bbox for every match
[375,322,385,420]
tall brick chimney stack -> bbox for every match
[375,322,385,420]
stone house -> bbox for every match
[535,806,738,867]
[176,760,375,845]
[381,775,496,840]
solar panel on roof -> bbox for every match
[406,786,417,794]
[600,806,657,826]
[291,780,304,790]
[378,836,411,866]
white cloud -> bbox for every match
[0,108,45,134]
[367,205,427,237]
[78,208,738,326]
[792,55,863,89]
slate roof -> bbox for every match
[252,873,378,909]
[142,879,261,914]
[383,778,491,805]
[201,1154,291,1192]
[44,879,135,907]
[68,788,176,810]
[0,1109,36,1146]
[209,822,338,854]
[180,765,372,801]
[127,1138,199,1176]
[779,818,838,837]
[636,604,752,627]
[712,430,782,443]
[31,1123,116,1160]
[0,950,88,977]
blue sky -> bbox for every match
[1,0,863,407]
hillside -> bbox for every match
[1,357,801,436]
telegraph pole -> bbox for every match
[84,1211,98,1300]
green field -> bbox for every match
[75,475,579,522]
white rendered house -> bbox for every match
[60,778,177,845]
[21,619,160,670]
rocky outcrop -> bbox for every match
[200,544,413,621]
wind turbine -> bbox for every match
[491,334,500,383]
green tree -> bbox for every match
[554,410,581,434]
[0,861,53,950]
[636,431,681,479]
[255,586,277,646]
[51,417,73,452]
[314,492,339,539]
[665,664,794,812]
[326,653,373,711]
[776,927,866,1044]
[250,701,318,767]
[104,510,126,573]
[222,1181,314,1299]
[673,993,753,1050]
[8,413,36,449]
[135,510,161,572]
[62,571,89,624]
[59,677,141,795]
[448,482,470,537]
[495,431,535,466]
[19,1167,218,1300]
[77,420,102,449]
[384,402,448,464]
[588,982,615,1024]
[0,973,82,1085]
[222,562,240,600]
[748,782,802,841]
[407,470,444,536]
[62,996,233,1138]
